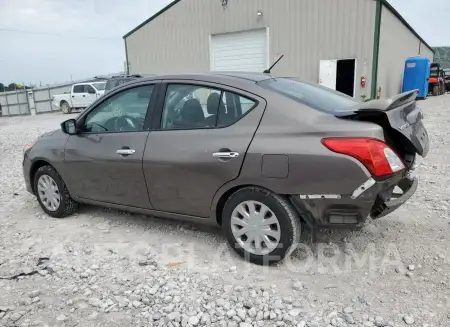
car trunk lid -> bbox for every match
[334,90,429,160]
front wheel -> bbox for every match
[34,165,79,218]
[222,187,301,265]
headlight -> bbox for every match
[23,141,36,154]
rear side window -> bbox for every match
[258,78,359,113]
[73,85,84,93]
[218,92,256,127]
[160,84,257,130]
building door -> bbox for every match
[210,29,268,72]
[319,60,338,90]
[320,59,356,97]
[336,59,356,98]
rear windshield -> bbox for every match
[258,78,360,113]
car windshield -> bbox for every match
[259,78,360,114]
[92,82,106,91]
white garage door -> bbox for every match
[210,29,268,72]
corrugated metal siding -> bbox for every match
[419,43,434,62]
[126,0,376,100]
[377,4,431,98]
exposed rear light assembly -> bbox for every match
[321,138,405,177]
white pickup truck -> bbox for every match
[52,81,106,114]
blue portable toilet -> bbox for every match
[402,56,430,99]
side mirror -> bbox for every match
[88,88,96,94]
[61,119,78,135]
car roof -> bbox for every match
[139,72,274,84]
[108,75,143,79]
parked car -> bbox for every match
[52,81,106,114]
[23,73,429,265]
[444,68,450,92]
[104,75,142,93]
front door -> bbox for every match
[319,60,337,90]
[63,83,157,208]
[143,81,266,218]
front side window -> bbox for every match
[73,85,84,93]
[83,85,154,133]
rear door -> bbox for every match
[63,82,160,208]
[143,81,266,218]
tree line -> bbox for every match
[0,83,32,92]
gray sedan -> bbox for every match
[22,72,429,265]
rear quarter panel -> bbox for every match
[211,92,385,209]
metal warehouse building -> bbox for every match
[123,0,434,100]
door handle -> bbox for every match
[116,149,136,155]
[213,152,239,159]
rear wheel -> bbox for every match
[34,165,79,218]
[222,187,301,265]
[61,101,72,114]
[433,85,439,96]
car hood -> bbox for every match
[39,129,62,139]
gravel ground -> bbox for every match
[0,95,449,327]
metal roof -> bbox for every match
[123,0,182,39]
[123,0,434,55]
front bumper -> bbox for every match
[23,153,34,194]
[290,172,418,230]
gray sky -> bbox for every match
[0,0,171,86]
[0,0,448,86]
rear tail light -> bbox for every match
[321,138,405,177]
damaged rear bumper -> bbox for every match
[289,172,418,230]
[370,177,418,219]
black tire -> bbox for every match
[34,165,79,218]
[61,101,72,114]
[433,85,439,96]
[222,187,301,266]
